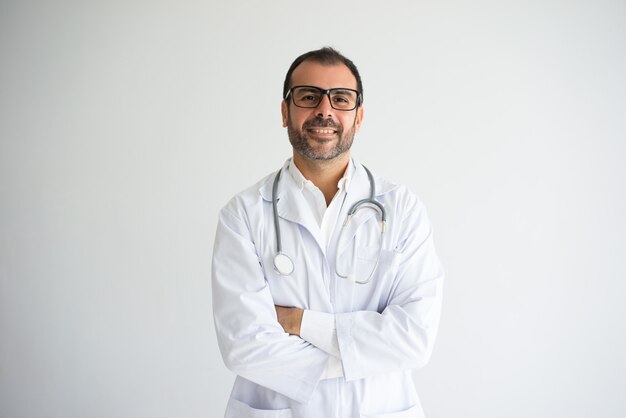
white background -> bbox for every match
[1,1,625,417]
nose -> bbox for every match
[315,93,334,118]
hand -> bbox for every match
[274,305,304,336]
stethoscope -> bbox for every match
[272,164,387,284]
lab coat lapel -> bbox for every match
[276,188,323,247]
[262,165,324,251]
[332,163,379,254]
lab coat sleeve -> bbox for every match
[300,310,340,357]
[300,311,344,379]
[212,206,329,404]
[335,197,445,381]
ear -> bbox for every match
[281,100,288,127]
[354,106,364,133]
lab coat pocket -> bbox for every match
[354,246,399,280]
[360,403,422,418]
[357,246,399,265]
[225,397,293,418]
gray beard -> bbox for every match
[287,118,356,161]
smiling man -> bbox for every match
[283,59,362,166]
[212,47,444,418]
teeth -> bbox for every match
[311,129,335,134]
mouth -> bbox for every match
[306,128,338,136]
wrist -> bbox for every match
[293,308,304,336]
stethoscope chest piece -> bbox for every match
[273,252,294,276]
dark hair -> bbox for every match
[282,47,363,105]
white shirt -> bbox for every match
[287,159,354,250]
[287,159,351,379]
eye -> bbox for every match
[294,89,322,105]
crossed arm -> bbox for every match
[275,306,304,336]
[213,199,444,403]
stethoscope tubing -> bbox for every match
[271,163,386,283]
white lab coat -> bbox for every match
[212,160,444,418]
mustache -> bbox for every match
[304,117,339,129]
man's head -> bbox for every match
[281,47,364,162]
[282,47,363,101]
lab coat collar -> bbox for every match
[258,158,397,203]
[258,158,398,249]
[259,159,319,241]
[287,158,355,194]
[347,159,397,200]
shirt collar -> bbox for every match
[288,158,355,193]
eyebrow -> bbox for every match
[297,87,323,93]
[331,89,357,95]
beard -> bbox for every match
[287,115,357,161]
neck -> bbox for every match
[292,153,350,206]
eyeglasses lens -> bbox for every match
[292,87,358,110]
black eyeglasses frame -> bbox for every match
[284,85,363,111]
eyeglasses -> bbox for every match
[285,85,362,111]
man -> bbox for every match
[212,47,444,418]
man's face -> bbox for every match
[281,60,364,161]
